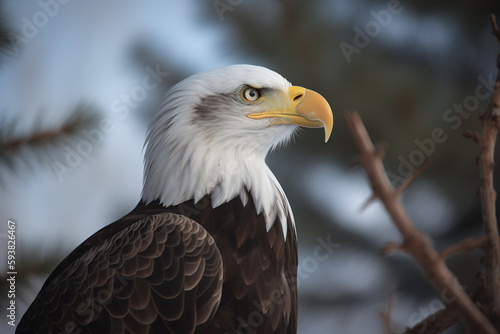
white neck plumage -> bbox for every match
[141,101,296,240]
[141,137,295,240]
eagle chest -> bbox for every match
[169,195,298,333]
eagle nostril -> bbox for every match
[293,94,303,101]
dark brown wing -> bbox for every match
[170,195,298,333]
[17,212,223,334]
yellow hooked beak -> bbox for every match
[246,86,333,142]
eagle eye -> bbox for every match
[241,87,261,103]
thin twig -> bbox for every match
[359,193,377,212]
[380,286,396,334]
[491,14,500,44]
[395,159,431,197]
[344,111,497,334]
[400,307,458,334]
[464,130,481,144]
[381,242,405,256]
[439,235,488,260]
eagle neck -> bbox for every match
[142,138,295,240]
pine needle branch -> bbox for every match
[0,102,102,184]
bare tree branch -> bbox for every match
[476,14,500,324]
[344,111,497,334]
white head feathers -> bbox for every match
[141,64,296,238]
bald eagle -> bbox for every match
[17,64,333,334]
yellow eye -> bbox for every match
[242,87,261,102]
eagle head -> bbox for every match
[142,64,333,237]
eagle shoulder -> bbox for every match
[17,212,223,334]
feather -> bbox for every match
[17,211,223,334]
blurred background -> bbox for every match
[1,0,500,333]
